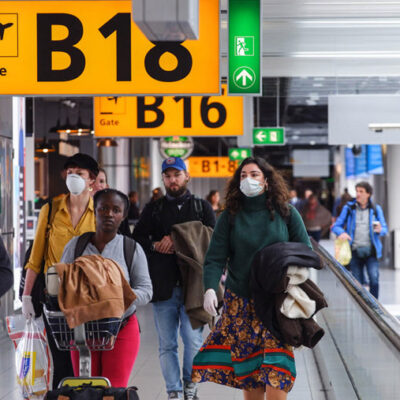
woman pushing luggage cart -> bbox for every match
[44,189,152,392]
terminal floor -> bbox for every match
[1,240,400,399]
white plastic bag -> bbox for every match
[6,315,50,400]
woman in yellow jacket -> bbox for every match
[22,153,99,389]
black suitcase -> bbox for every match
[44,384,140,399]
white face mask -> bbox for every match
[66,174,86,196]
[240,177,265,197]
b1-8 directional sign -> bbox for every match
[253,128,285,145]
[228,0,261,95]
[228,147,252,161]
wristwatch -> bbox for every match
[150,242,156,252]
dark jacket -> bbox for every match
[275,279,327,348]
[250,242,326,347]
[331,199,388,259]
[128,203,140,221]
[133,192,216,302]
[0,236,12,297]
[171,221,223,329]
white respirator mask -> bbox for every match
[66,174,86,196]
[240,177,265,197]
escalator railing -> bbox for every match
[313,241,400,400]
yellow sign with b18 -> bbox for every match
[94,85,244,137]
[0,0,219,95]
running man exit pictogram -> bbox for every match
[235,36,254,56]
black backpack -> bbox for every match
[74,232,137,274]
[151,195,204,222]
[19,198,54,318]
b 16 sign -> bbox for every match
[0,0,219,95]
[94,85,243,137]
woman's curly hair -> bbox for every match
[224,157,290,220]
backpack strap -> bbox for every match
[40,197,54,268]
[193,196,204,221]
[123,236,137,274]
[74,232,95,259]
[74,233,136,274]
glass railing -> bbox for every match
[314,242,400,400]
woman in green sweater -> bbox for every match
[192,157,311,400]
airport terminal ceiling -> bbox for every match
[31,0,400,168]
[221,0,400,76]
[33,74,400,161]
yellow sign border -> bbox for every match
[0,0,219,95]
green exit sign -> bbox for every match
[228,147,252,161]
[253,128,285,145]
[228,0,261,95]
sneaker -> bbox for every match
[184,382,199,400]
[168,391,182,399]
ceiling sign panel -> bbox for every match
[0,0,219,95]
[94,85,243,137]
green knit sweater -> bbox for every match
[203,192,312,298]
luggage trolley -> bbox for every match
[43,305,122,388]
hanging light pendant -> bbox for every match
[67,108,92,136]
[56,115,75,134]
[36,139,56,153]
[97,138,118,147]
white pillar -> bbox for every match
[387,145,400,268]
[25,137,35,216]
[100,138,130,194]
[150,139,162,191]
[237,97,254,148]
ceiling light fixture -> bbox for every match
[97,138,118,147]
[368,123,400,132]
[36,139,56,153]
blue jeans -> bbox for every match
[153,287,204,394]
[349,251,380,298]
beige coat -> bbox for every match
[55,254,136,328]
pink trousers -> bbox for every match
[71,314,140,387]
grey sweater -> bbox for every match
[61,234,152,318]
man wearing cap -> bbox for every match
[133,157,215,400]
[22,153,99,389]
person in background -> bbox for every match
[60,189,152,387]
[150,187,164,203]
[0,236,12,298]
[332,189,353,224]
[332,181,387,299]
[128,191,140,222]
[294,188,313,213]
[301,194,332,242]
[133,157,215,400]
[192,157,311,400]
[22,153,99,389]
[289,189,299,207]
[92,168,109,195]
[206,190,221,216]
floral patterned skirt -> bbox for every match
[192,289,296,392]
